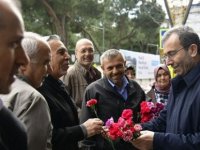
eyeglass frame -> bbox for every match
[162,47,185,62]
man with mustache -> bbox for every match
[0,0,29,149]
[81,49,145,150]
[62,38,101,109]
[38,35,103,150]
[132,26,200,150]
[1,32,52,150]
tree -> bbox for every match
[21,0,165,54]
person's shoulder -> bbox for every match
[11,78,33,94]
[67,65,76,72]
[13,78,45,101]
[66,65,80,76]
[129,79,144,90]
[86,78,103,89]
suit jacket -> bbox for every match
[80,77,145,150]
[0,77,52,150]
[62,61,101,108]
[142,63,200,150]
[38,75,85,150]
[0,100,27,150]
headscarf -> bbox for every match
[154,64,171,93]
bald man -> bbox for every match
[62,38,101,109]
[0,0,29,150]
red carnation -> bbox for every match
[86,99,97,107]
[121,109,133,120]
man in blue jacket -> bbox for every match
[132,26,200,150]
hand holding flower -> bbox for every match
[82,118,104,138]
[131,130,154,150]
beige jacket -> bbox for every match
[62,62,101,108]
[0,77,52,150]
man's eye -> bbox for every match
[58,50,65,55]
[10,42,18,50]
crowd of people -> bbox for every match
[0,0,200,150]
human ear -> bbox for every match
[17,65,27,75]
[189,44,198,57]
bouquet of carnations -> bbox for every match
[105,109,142,142]
[86,99,142,150]
[140,101,164,123]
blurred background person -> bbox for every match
[0,0,29,149]
[125,64,136,80]
[38,35,103,150]
[1,32,52,150]
[62,38,101,109]
[146,64,171,105]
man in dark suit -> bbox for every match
[38,35,103,150]
[0,0,29,149]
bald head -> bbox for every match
[0,0,29,93]
[75,38,94,69]
[75,38,94,51]
[0,0,24,31]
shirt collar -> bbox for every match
[108,75,129,89]
[172,63,200,88]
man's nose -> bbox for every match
[15,45,30,66]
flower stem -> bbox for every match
[108,138,116,150]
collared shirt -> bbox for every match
[108,76,129,100]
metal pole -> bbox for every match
[182,0,193,25]
[164,0,174,27]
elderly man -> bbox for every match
[62,38,101,109]
[132,26,200,150]
[0,0,29,149]
[38,35,103,150]
[80,49,145,150]
[1,32,52,150]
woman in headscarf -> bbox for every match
[146,64,171,105]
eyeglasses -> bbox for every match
[162,47,184,61]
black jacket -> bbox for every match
[0,105,27,150]
[80,77,145,150]
[38,75,84,150]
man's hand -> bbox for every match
[82,118,104,137]
[131,130,154,150]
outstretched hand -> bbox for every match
[131,130,154,150]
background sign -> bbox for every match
[120,49,160,79]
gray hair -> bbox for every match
[100,49,125,65]
[162,26,200,54]
[44,34,61,42]
[21,32,47,63]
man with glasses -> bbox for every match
[62,38,101,109]
[131,26,200,150]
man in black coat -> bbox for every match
[38,35,103,150]
[81,49,145,150]
[0,0,29,149]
